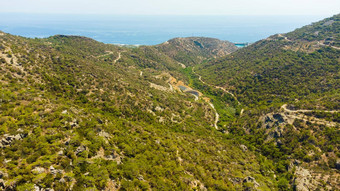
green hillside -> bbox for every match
[193,14,340,190]
[0,14,339,191]
[0,33,276,190]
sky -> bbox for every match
[1,0,339,16]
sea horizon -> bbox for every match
[0,13,329,45]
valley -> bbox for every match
[0,14,339,191]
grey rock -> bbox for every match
[69,119,78,127]
[75,145,86,155]
[0,133,25,148]
[137,175,144,181]
[50,166,57,175]
[0,179,4,189]
[240,145,248,152]
[243,176,260,188]
[294,166,314,191]
[32,167,45,174]
[336,159,340,170]
[34,184,40,191]
[14,134,21,140]
[0,171,8,179]
[49,166,63,175]
[59,178,66,183]
[57,150,64,156]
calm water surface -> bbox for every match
[0,13,326,45]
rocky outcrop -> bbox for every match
[243,176,260,190]
[32,167,46,174]
[293,166,315,191]
[259,113,287,129]
[0,133,27,148]
[49,166,64,175]
[240,145,248,152]
[75,145,87,155]
[336,159,340,170]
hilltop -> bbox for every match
[156,37,238,66]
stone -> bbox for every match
[59,178,66,183]
[69,119,78,127]
[336,159,340,170]
[32,167,45,174]
[243,176,260,188]
[34,184,40,191]
[0,179,5,189]
[57,150,64,156]
[14,134,22,140]
[240,145,248,152]
[294,166,313,191]
[137,175,144,181]
[50,166,57,174]
[75,145,86,155]
[0,171,8,179]
[155,106,164,112]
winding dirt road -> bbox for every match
[192,67,241,105]
[113,52,123,64]
[281,104,339,127]
[281,104,339,113]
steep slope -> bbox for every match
[194,14,340,190]
[155,37,238,66]
[0,32,276,190]
[197,14,340,110]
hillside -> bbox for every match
[196,14,340,110]
[155,37,238,66]
[0,33,276,190]
[193,14,340,190]
[0,14,339,191]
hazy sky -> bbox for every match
[1,0,339,15]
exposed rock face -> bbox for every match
[32,167,46,174]
[75,145,87,155]
[243,176,260,188]
[260,113,287,129]
[49,166,64,175]
[259,113,290,143]
[0,133,27,148]
[293,166,316,191]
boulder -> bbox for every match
[240,145,248,152]
[243,176,260,188]
[75,145,86,155]
[0,171,8,179]
[32,167,45,174]
[0,179,4,189]
[336,159,340,170]
[294,166,315,191]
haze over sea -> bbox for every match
[0,13,327,45]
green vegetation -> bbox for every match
[0,14,339,190]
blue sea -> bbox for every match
[0,13,327,45]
